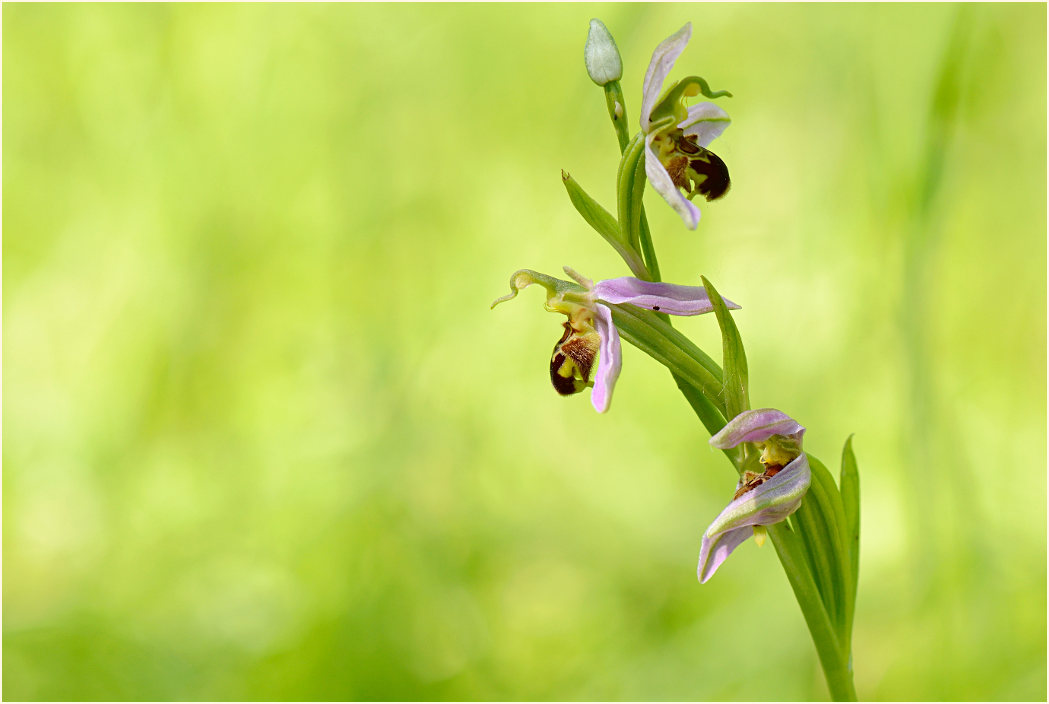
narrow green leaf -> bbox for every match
[561,170,646,278]
[791,480,840,625]
[768,521,856,701]
[808,455,853,645]
[840,436,860,590]
[840,435,860,644]
[609,304,726,417]
[611,304,724,394]
[805,460,854,635]
[787,513,818,578]
[791,509,833,612]
[701,276,749,420]
[561,170,621,242]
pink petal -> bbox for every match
[697,454,811,582]
[679,103,731,148]
[710,409,806,449]
[697,526,752,584]
[641,23,692,131]
[645,132,701,230]
[590,304,622,413]
[594,277,739,316]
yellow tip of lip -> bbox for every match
[753,525,768,548]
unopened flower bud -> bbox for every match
[584,19,623,86]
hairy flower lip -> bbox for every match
[697,409,810,583]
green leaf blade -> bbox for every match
[609,304,726,416]
[840,436,861,644]
[561,170,621,243]
[791,493,839,624]
[562,171,646,278]
[700,276,749,420]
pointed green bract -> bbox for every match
[562,170,621,243]
[561,171,646,278]
[701,276,749,420]
[840,436,860,645]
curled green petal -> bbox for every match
[649,76,733,126]
[490,269,582,309]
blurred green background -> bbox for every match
[4,3,1045,701]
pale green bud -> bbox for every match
[584,19,623,86]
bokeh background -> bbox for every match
[4,3,1046,701]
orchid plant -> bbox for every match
[493,19,862,701]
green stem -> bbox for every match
[638,207,661,282]
[603,81,630,153]
[770,520,857,701]
[604,82,659,281]
[616,133,646,255]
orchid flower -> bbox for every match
[697,409,811,583]
[641,23,732,230]
[492,267,738,413]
